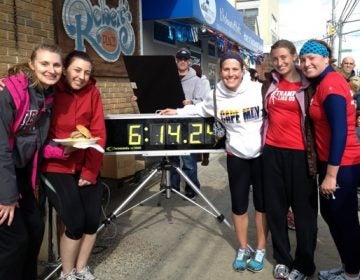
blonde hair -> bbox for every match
[349,76,360,93]
[8,43,63,89]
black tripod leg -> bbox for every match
[97,167,159,232]
[174,166,234,230]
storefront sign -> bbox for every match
[142,0,263,53]
[54,0,140,77]
[196,0,262,52]
[62,0,135,62]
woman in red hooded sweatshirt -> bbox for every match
[41,50,106,280]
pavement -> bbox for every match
[42,153,347,280]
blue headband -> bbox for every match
[220,51,243,67]
[299,40,329,57]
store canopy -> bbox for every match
[142,0,263,53]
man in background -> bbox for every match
[171,47,207,199]
[339,56,356,81]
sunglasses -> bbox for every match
[177,57,190,61]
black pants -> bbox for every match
[263,145,318,276]
[318,162,360,274]
[43,172,103,240]
[0,180,44,280]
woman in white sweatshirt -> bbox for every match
[161,51,267,273]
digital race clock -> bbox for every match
[105,114,222,155]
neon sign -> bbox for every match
[62,0,135,62]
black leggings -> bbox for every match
[226,154,264,215]
[318,162,360,274]
[42,172,104,240]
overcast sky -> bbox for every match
[279,0,360,68]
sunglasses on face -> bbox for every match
[177,57,190,61]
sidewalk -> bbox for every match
[59,153,342,279]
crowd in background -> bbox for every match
[335,57,360,139]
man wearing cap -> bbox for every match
[171,47,208,199]
[175,48,207,105]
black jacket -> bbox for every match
[0,78,53,205]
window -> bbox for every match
[271,14,278,34]
[154,22,175,45]
[189,39,202,49]
[239,8,258,33]
[208,43,216,57]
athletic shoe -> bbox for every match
[76,266,96,280]
[318,267,344,280]
[323,274,358,280]
[273,264,290,279]
[59,269,78,280]
[247,249,265,272]
[184,191,197,200]
[233,248,251,272]
[201,158,209,166]
[287,269,308,280]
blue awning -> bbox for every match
[142,0,263,53]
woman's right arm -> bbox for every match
[0,88,19,225]
[161,94,215,117]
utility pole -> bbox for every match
[335,0,360,63]
[337,22,344,63]
[330,0,336,48]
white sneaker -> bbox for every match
[318,267,344,280]
[287,269,308,280]
[59,269,78,280]
[273,264,290,279]
[76,266,97,280]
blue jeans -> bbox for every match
[170,154,200,194]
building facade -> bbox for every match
[235,0,279,52]
[142,0,264,86]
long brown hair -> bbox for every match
[270,39,297,57]
[8,43,63,88]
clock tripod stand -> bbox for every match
[43,155,232,280]
[98,155,233,231]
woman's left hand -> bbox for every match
[78,178,91,187]
[320,174,337,195]
[320,164,339,198]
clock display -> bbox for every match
[105,114,219,154]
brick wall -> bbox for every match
[97,78,139,114]
[0,0,54,74]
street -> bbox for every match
[81,153,342,280]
